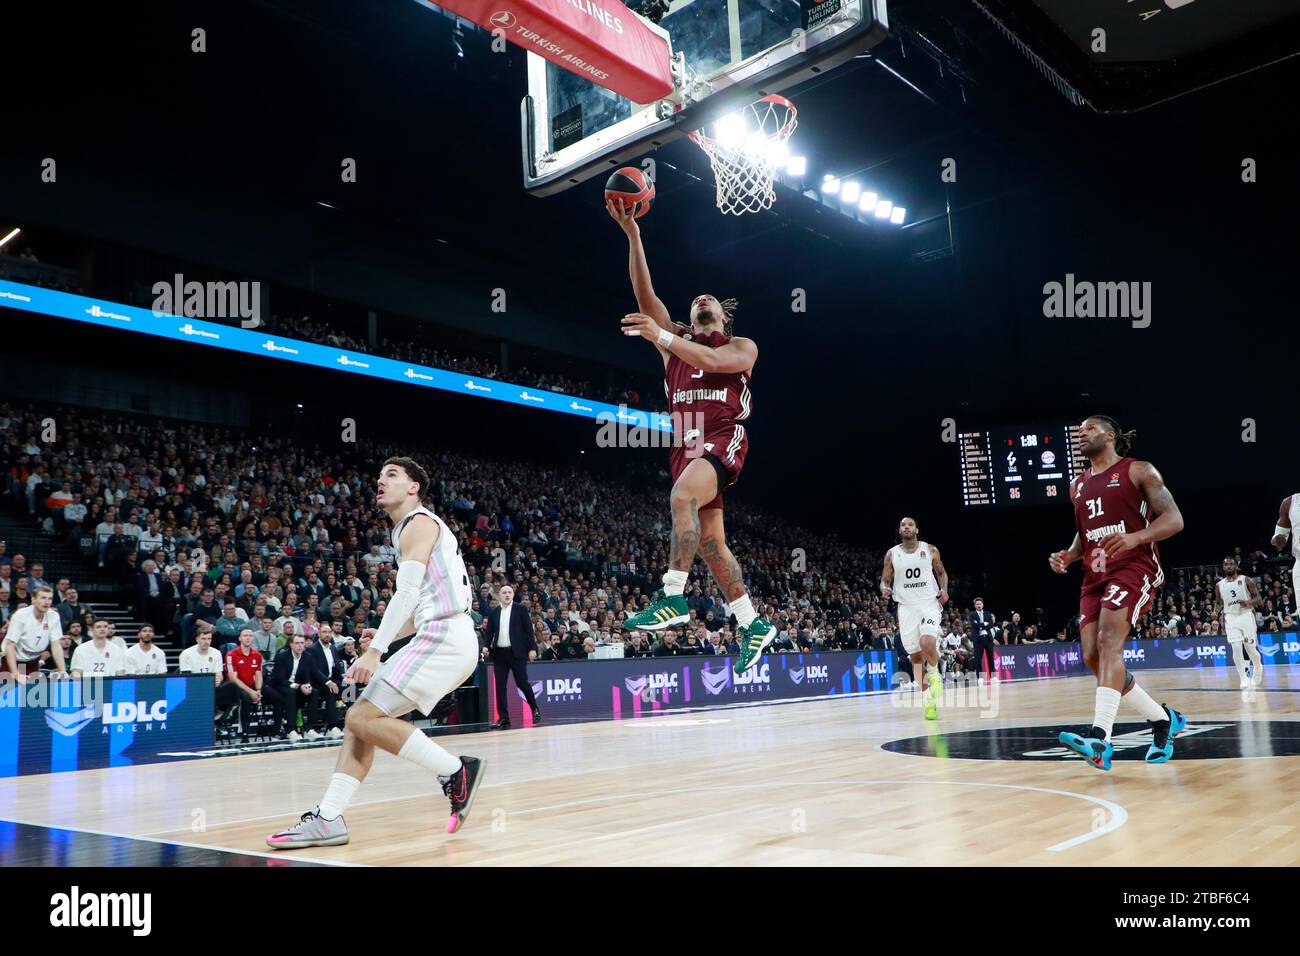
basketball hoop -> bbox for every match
[688,94,798,216]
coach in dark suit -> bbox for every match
[968,598,998,680]
[264,633,312,738]
[302,623,346,734]
[483,585,540,729]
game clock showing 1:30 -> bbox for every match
[958,424,1090,507]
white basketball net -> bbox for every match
[688,95,798,216]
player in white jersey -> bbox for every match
[2,586,67,679]
[881,517,949,720]
[1271,493,1300,611]
[1214,557,1263,698]
[70,618,126,677]
[124,625,168,675]
[268,457,485,849]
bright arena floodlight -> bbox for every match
[0,227,20,250]
[743,130,769,156]
[841,181,861,203]
[822,175,840,195]
[716,112,745,150]
[786,155,807,177]
[874,199,893,219]
[890,206,906,224]
[767,140,790,167]
[859,192,877,213]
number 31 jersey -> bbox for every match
[1071,456,1161,587]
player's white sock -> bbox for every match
[662,569,688,597]
[318,773,361,820]
[398,727,463,778]
[729,593,757,628]
[1244,641,1262,676]
[1229,641,1249,684]
[1124,679,1169,722]
[1092,687,1121,738]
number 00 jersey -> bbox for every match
[889,542,940,607]
[1072,456,1162,588]
[393,506,472,630]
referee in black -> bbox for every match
[483,585,540,729]
[968,597,998,681]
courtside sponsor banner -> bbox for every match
[988,632,1298,677]
[483,633,1300,726]
[0,675,212,778]
[485,650,896,725]
[0,279,671,432]
[1122,631,1298,670]
[411,0,672,103]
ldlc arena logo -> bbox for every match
[46,699,169,737]
[519,678,582,702]
[732,663,771,693]
[624,673,680,700]
[103,700,169,732]
[787,665,829,685]
[853,661,889,681]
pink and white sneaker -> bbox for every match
[442,756,486,834]
[266,808,349,849]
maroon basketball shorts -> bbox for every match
[1,656,41,677]
[669,424,748,511]
[1079,563,1164,628]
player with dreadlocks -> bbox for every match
[609,199,776,675]
[1049,416,1189,769]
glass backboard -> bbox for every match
[522,0,890,195]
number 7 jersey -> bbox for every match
[1071,456,1162,589]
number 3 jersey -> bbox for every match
[1071,456,1162,588]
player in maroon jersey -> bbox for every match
[1048,415,1187,769]
[608,200,776,674]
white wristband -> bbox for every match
[1275,524,1291,541]
[657,328,674,349]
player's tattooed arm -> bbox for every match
[1099,462,1185,558]
[1128,460,1185,545]
[1273,495,1293,550]
[930,545,949,604]
[880,550,894,600]
[1048,534,1083,573]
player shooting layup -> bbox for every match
[881,518,948,720]
[1050,416,1188,769]
[608,201,776,675]
[268,457,485,848]
[1215,556,1264,698]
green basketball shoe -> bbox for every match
[733,617,777,675]
[622,589,689,632]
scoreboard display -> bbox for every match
[959,424,1089,507]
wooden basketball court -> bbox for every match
[4,666,1297,866]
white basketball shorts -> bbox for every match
[1225,614,1258,646]
[898,602,943,655]
[360,614,479,718]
